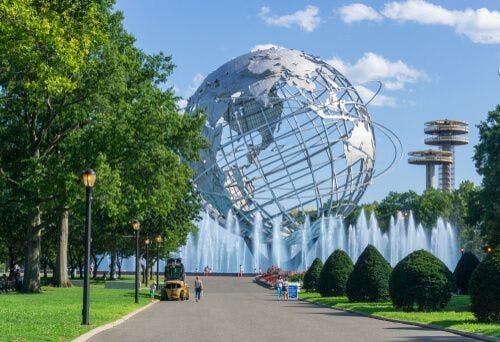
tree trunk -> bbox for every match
[109,250,117,280]
[8,244,15,277]
[92,255,98,279]
[54,208,71,287]
[91,255,104,279]
[23,205,42,292]
[117,255,122,278]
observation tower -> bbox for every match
[408,150,452,189]
[409,119,468,192]
[424,120,468,191]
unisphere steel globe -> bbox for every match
[187,47,375,239]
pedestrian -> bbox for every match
[194,276,203,302]
[276,277,283,300]
[150,282,156,302]
[282,278,289,300]
[238,264,243,277]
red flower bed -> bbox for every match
[260,274,278,284]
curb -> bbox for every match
[300,299,499,342]
[72,301,158,342]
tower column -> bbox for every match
[426,164,435,189]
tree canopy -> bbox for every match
[473,106,500,247]
[0,0,206,291]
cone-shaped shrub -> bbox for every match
[346,245,392,302]
[318,250,353,297]
[469,249,500,323]
[303,258,323,291]
[453,252,479,294]
[389,250,453,311]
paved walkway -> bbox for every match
[89,276,477,342]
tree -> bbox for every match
[413,188,458,228]
[389,250,454,311]
[318,250,353,297]
[346,245,392,302]
[473,106,500,247]
[454,181,483,254]
[375,191,418,229]
[469,249,500,323]
[453,252,479,295]
[0,1,206,292]
[0,0,112,292]
[303,257,323,291]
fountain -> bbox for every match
[253,212,263,273]
[176,209,461,273]
[271,218,282,268]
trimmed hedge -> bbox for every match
[318,250,353,297]
[346,244,392,302]
[389,250,454,311]
[303,258,323,291]
[453,252,479,294]
[469,249,500,323]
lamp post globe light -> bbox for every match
[132,220,141,303]
[144,239,150,287]
[155,235,161,289]
[81,169,96,325]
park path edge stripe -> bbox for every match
[299,298,499,342]
[72,300,158,342]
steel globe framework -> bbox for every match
[188,47,377,242]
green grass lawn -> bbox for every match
[0,285,151,342]
[300,292,500,338]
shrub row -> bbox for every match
[305,245,498,322]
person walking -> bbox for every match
[276,277,283,300]
[282,278,289,300]
[194,276,203,302]
[150,282,156,302]
[238,264,243,277]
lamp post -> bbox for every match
[132,220,141,303]
[460,247,464,255]
[81,169,96,325]
[155,235,162,288]
[144,239,150,287]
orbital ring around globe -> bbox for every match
[187,47,402,243]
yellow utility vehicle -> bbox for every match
[161,258,189,301]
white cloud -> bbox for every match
[176,98,188,110]
[327,52,427,106]
[356,85,396,107]
[382,0,500,44]
[328,52,427,90]
[173,73,205,110]
[259,5,320,32]
[337,0,500,44]
[251,44,281,52]
[339,3,383,23]
[185,73,205,98]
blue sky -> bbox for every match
[115,0,500,203]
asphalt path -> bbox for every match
[89,276,478,342]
